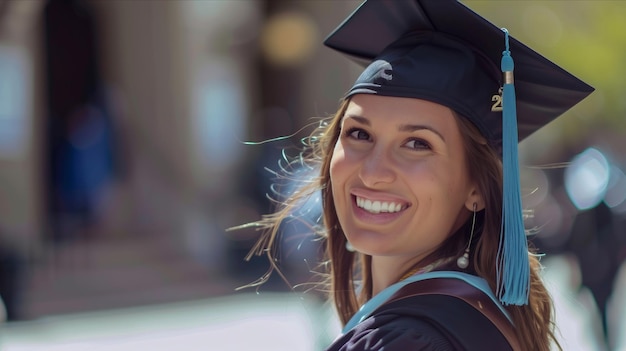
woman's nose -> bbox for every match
[358,149,396,187]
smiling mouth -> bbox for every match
[355,196,408,214]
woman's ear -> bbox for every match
[465,187,485,211]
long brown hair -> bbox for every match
[242,98,561,351]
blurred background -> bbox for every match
[0,0,624,350]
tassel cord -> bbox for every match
[496,29,530,306]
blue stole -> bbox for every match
[341,271,512,334]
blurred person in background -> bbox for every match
[44,0,119,245]
[568,203,622,346]
[236,1,593,350]
[529,144,626,349]
[0,237,22,321]
[536,200,626,349]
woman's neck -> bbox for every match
[370,256,421,296]
[370,256,453,296]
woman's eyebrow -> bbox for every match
[343,114,370,125]
[398,124,445,142]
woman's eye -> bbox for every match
[405,138,431,150]
[347,128,370,140]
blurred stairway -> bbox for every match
[18,234,239,320]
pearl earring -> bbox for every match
[345,240,356,252]
[457,203,477,269]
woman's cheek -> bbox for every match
[330,143,348,174]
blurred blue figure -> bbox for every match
[43,0,120,243]
[52,95,117,240]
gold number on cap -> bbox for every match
[491,87,503,112]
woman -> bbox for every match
[241,1,593,350]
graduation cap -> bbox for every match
[324,0,594,306]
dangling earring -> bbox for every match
[457,203,477,269]
[345,240,356,252]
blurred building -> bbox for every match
[0,0,359,320]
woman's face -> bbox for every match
[330,94,478,261]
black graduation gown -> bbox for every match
[324,276,518,351]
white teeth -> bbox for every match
[356,196,405,214]
[372,201,381,212]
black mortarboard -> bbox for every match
[323,0,594,306]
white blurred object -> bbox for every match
[608,261,626,351]
[0,44,30,158]
[0,293,337,351]
[542,255,608,351]
[565,147,610,211]
[604,165,626,214]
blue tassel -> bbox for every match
[496,29,530,306]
